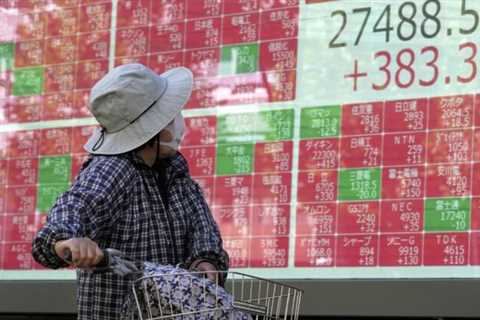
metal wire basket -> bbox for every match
[67,249,303,320]
[130,270,303,320]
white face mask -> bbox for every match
[159,113,185,151]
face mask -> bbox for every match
[159,113,185,151]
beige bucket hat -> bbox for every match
[84,63,193,155]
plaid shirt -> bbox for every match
[32,152,229,320]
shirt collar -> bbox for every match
[123,151,189,177]
[169,152,189,175]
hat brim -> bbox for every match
[84,67,193,155]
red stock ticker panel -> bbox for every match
[181,108,294,268]
[114,0,299,109]
[4,0,479,273]
[295,94,480,268]
[0,0,300,269]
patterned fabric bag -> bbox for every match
[121,263,252,320]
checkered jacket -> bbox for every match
[32,152,229,320]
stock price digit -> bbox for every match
[396,48,415,88]
[457,42,477,83]
[422,0,442,38]
[419,46,439,87]
[460,0,479,35]
[397,2,417,42]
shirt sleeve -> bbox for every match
[184,180,229,272]
[31,157,134,269]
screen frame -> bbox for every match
[1,279,479,317]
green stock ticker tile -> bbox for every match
[37,183,70,212]
[0,42,14,72]
[39,156,72,184]
[217,109,294,144]
[258,109,294,141]
[425,198,470,232]
[13,67,44,96]
[339,168,381,201]
[301,105,341,139]
[216,143,254,175]
[220,43,259,75]
[217,113,257,144]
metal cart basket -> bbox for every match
[66,249,303,320]
[129,269,303,320]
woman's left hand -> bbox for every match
[192,261,218,283]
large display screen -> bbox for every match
[0,0,479,280]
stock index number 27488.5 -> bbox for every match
[329,0,480,48]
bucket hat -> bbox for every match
[84,63,193,155]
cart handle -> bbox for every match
[63,248,140,276]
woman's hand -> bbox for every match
[54,237,104,269]
[190,260,219,283]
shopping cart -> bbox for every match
[65,249,303,320]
